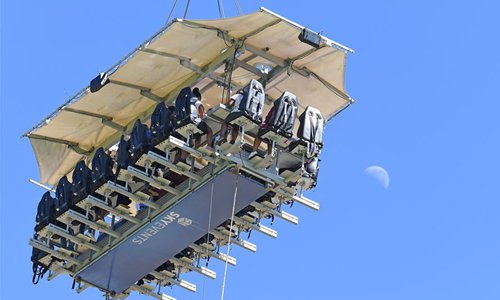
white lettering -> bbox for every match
[132,210,183,246]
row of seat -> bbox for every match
[31,80,326,289]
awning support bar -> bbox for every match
[28,134,91,155]
[64,107,126,132]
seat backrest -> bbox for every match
[174,87,193,125]
[72,160,91,194]
[151,102,172,142]
[268,91,298,135]
[297,106,325,146]
[129,119,148,157]
[304,156,320,176]
[91,147,114,187]
[55,176,72,212]
[238,79,265,122]
[155,261,175,272]
[117,136,131,170]
[36,191,55,225]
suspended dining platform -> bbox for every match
[25,7,353,299]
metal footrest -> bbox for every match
[129,284,176,300]
[169,257,216,279]
[47,262,72,281]
[146,151,202,181]
[97,181,160,210]
[289,142,309,156]
[189,243,237,266]
[297,176,316,190]
[228,115,258,130]
[233,216,277,238]
[251,201,299,225]
[76,195,140,224]
[218,140,243,155]
[280,168,302,183]
[46,224,102,252]
[29,239,81,266]
[207,104,230,120]
[150,270,196,293]
[66,210,121,238]
[176,123,202,139]
[127,166,181,196]
[250,153,275,169]
[84,196,141,224]
[260,130,291,148]
[156,136,213,163]
[210,230,257,252]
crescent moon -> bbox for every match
[365,165,390,189]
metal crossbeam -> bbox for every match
[233,59,263,76]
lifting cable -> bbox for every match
[165,0,179,25]
[220,174,239,300]
[217,0,225,18]
[233,0,242,15]
[201,164,216,300]
[183,0,191,19]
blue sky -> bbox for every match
[1,0,500,299]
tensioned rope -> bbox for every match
[217,0,225,18]
[183,0,191,19]
[233,0,242,15]
[165,0,179,25]
[220,174,239,300]
[201,164,216,300]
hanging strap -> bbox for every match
[32,257,58,285]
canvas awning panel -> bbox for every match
[25,7,353,185]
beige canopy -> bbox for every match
[24,7,353,185]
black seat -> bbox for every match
[54,176,73,217]
[129,119,151,164]
[150,102,173,146]
[174,87,194,128]
[155,260,176,273]
[72,160,92,203]
[35,191,56,232]
[116,136,131,172]
[90,147,114,191]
